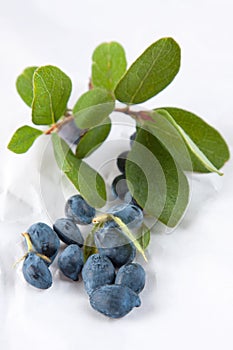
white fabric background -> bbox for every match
[0,0,233,349]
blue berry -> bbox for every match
[27,222,60,265]
[58,244,84,281]
[116,151,129,174]
[82,254,115,296]
[65,195,96,225]
[115,263,146,294]
[94,226,136,267]
[108,203,143,229]
[53,218,84,246]
[22,252,52,289]
[130,131,136,147]
[89,284,141,318]
[111,174,128,200]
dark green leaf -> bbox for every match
[137,224,150,250]
[141,110,193,172]
[92,41,127,91]
[32,65,72,125]
[73,88,115,128]
[115,37,180,104]
[76,117,111,158]
[83,225,100,262]
[52,136,106,208]
[8,125,43,154]
[161,107,230,173]
[143,109,223,175]
[154,109,223,175]
[126,127,189,227]
[16,66,38,107]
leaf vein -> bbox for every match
[130,40,167,103]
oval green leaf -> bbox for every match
[126,127,189,227]
[52,135,106,208]
[8,125,43,154]
[73,88,115,129]
[16,66,38,107]
[32,65,72,125]
[156,109,223,175]
[92,41,127,91]
[76,117,111,158]
[52,133,71,172]
[140,110,193,172]
[115,37,180,104]
[161,107,230,173]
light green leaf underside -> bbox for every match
[52,133,71,172]
[8,125,43,154]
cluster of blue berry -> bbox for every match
[20,191,146,318]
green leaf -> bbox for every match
[153,109,224,175]
[140,110,193,172]
[75,117,111,158]
[51,133,72,172]
[83,225,100,262]
[92,41,127,91]
[73,88,115,129]
[16,66,38,107]
[161,107,230,173]
[137,224,151,250]
[126,127,189,227]
[32,65,72,125]
[8,125,43,154]
[52,136,106,208]
[115,37,180,104]
[142,109,223,175]
[66,153,106,208]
